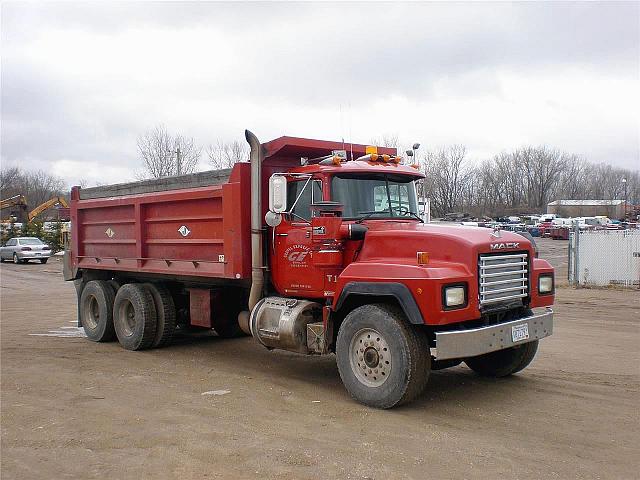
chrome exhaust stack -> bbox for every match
[237,130,265,334]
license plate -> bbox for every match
[512,323,529,343]
[35,253,41,256]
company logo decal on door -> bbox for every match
[178,225,191,237]
[283,244,311,267]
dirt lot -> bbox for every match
[1,242,639,479]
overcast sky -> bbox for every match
[1,1,639,187]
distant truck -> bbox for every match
[64,131,555,408]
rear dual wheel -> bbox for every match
[80,280,116,342]
[81,280,176,350]
[142,283,177,348]
[113,284,157,351]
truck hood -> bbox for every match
[356,221,533,269]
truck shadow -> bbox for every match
[162,333,540,410]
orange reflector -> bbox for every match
[417,251,429,265]
[381,154,390,162]
[332,155,342,165]
[369,153,379,162]
[366,145,378,154]
[391,156,401,164]
[411,163,420,169]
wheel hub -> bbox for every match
[363,347,379,368]
[349,328,392,387]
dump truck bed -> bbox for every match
[70,163,251,281]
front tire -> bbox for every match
[80,280,116,342]
[113,284,158,351]
[336,304,430,409]
[465,340,539,377]
[40,258,48,264]
[13,253,21,264]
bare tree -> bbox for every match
[0,166,66,209]
[423,145,472,216]
[137,125,201,179]
[206,140,249,170]
[370,134,400,149]
[0,166,21,196]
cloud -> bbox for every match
[1,1,638,187]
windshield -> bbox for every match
[20,238,43,245]
[331,174,420,220]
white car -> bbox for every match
[0,237,52,264]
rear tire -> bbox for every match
[465,340,539,377]
[336,304,430,409]
[80,280,116,342]
[113,284,157,351]
[143,283,177,348]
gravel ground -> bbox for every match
[1,241,638,479]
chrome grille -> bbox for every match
[479,252,528,306]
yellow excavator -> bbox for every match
[28,196,69,222]
[1,195,28,222]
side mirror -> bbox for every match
[269,174,287,213]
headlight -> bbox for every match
[538,274,554,294]
[443,284,467,309]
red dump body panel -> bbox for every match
[70,163,252,280]
[70,135,393,282]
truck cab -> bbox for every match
[249,136,554,407]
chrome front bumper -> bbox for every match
[434,308,554,360]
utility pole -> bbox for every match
[176,146,182,176]
[621,177,627,220]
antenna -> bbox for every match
[349,102,353,162]
[339,103,344,150]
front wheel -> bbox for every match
[13,253,21,264]
[465,340,539,377]
[40,258,48,264]
[336,304,430,409]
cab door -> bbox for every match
[271,177,325,298]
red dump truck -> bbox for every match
[64,131,555,408]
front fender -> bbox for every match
[334,281,424,324]
[332,261,476,325]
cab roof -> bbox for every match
[262,136,423,178]
[289,160,425,178]
[263,136,396,161]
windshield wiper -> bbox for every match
[404,211,424,223]
[355,209,391,224]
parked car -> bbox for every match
[0,237,51,264]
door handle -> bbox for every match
[276,233,288,237]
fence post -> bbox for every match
[572,222,580,286]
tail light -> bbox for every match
[42,246,51,251]
[21,247,32,251]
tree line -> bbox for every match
[417,145,639,218]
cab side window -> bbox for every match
[287,179,323,221]
[6,239,16,246]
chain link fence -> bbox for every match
[568,228,640,287]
